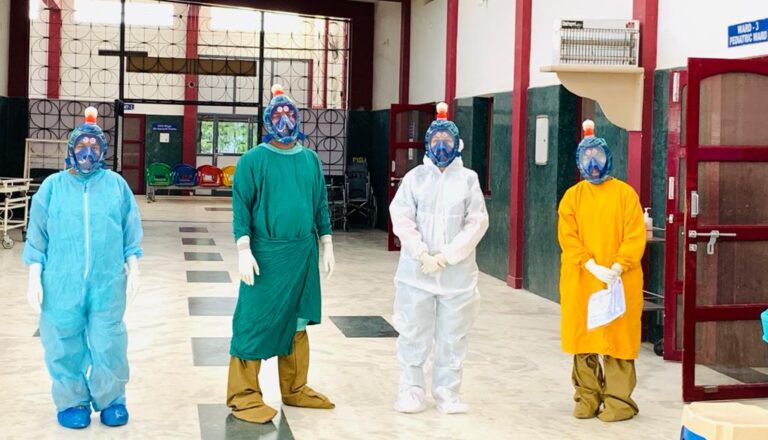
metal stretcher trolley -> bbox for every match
[0,177,32,249]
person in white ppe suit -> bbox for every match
[390,102,489,414]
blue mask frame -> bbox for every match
[576,137,613,184]
[424,121,461,168]
[66,124,107,174]
[262,95,305,144]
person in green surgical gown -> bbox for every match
[227,84,336,424]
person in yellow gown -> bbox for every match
[557,120,646,422]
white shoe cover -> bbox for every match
[393,387,428,414]
[434,388,470,414]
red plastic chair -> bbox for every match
[197,165,223,188]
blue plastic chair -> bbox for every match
[172,163,198,187]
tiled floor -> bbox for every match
[188,297,237,316]
[1,197,767,439]
[191,337,234,367]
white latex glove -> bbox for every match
[320,235,335,280]
[419,252,446,275]
[237,236,260,286]
[435,253,448,268]
[611,262,623,277]
[585,258,619,285]
[126,255,140,303]
[27,263,43,314]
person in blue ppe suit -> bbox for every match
[23,107,143,429]
[390,102,489,414]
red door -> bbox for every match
[663,69,688,361]
[682,58,768,401]
[122,114,146,194]
[387,104,434,251]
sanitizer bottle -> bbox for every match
[644,208,653,239]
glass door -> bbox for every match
[682,58,768,401]
[197,115,254,167]
[387,104,434,251]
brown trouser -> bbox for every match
[227,357,278,424]
[227,331,334,424]
[572,354,639,422]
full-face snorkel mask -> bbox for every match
[424,102,461,168]
[263,84,305,145]
[576,120,613,185]
[66,107,107,175]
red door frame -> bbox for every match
[43,0,62,99]
[398,0,411,104]
[387,103,434,251]
[663,54,768,361]
[122,114,146,195]
[662,69,687,361]
[444,0,458,118]
[507,0,532,289]
[682,57,768,401]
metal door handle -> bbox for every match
[668,177,675,200]
[690,191,699,217]
[687,230,737,255]
[687,230,737,238]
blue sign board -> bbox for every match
[728,18,768,48]
[123,103,134,111]
[152,123,178,132]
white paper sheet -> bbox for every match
[587,278,626,330]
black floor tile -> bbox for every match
[183,237,216,246]
[187,271,232,283]
[185,252,224,262]
[329,316,399,338]
[198,404,294,440]
[180,227,209,233]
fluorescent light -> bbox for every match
[210,7,306,34]
[210,7,260,32]
[29,0,40,20]
[263,12,304,34]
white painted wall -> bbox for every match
[372,2,401,110]
[658,0,768,69]
[456,0,515,98]
[529,0,633,88]
[409,0,446,104]
[0,0,10,96]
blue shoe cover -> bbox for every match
[57,406,92,429]
[100,404,129,427]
